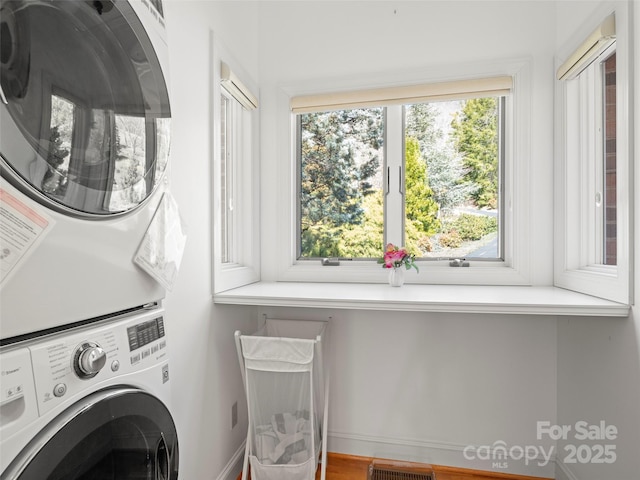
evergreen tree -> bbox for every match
[406,103,440,151]
[46,126,69,170]
[43,126,70,194]
[406,103,475,213]
[450,97,499,209]
[425,147,476,213]
[340,191,385,257]
[299,108,383,257]
[405,137,440,235]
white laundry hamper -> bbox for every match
[235,319,329,480]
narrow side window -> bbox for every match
[555,12,631,303]
[212,55,260,293]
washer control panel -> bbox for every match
[127,317,166,365]
[73,342,108,379]
[27,309,168,416]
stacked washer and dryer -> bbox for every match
[0,0,179,478]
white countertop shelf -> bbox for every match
[213,282,630,317]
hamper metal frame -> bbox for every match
[235,318,330,480]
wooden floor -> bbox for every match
[239,453,553,480]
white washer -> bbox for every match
[0,305,178,479]
[0,0,172,340]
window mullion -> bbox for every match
[231,100,242,265]
[384,105,405,247]
[594,61,606,265]
[221,92,231,264]
[585,68,598,267]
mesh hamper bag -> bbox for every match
[235,319,328,480]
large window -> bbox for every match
[296,80,508,263]
[277,64,532,285]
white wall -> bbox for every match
[256,1,559,477]
[259,307,558,477]
[163,2,260,479]
[556,2,640,480]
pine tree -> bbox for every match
[299,108,383,257]
[450,97,499,209]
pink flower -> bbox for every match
[383,246,407,268]
[378,243,419,272]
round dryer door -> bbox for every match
[1,388,179,480]
[0,0,171,217]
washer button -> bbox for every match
[111,360,120,372]
[53,383,67,398]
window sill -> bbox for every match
[213,282,629,317]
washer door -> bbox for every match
[1,388,179,480]
[0,0,171,217]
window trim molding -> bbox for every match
[211,33,261,294]
[553,3,633,305]
[274,59,534,285]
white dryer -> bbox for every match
[0,0,172,339]
[0,305,178,479]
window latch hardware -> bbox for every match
[321,258,340,266]
[449,258,470,267]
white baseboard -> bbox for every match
[216,441,246,480]
[220,433,563,479]
[327,430,556,479]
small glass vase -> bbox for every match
[388,267,405,287]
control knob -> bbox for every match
[73,342,107,379]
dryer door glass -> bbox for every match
[3,388,179,480]
[0,0,171,217]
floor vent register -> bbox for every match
[367,460,436,480]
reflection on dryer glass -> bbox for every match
[0,0,171,216]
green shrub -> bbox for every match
[439,230,463,248]
[446,213,497,241]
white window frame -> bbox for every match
[212,36,260,294]
[274,60,533,285]
[220,89,239,265]
[554,4,632,304]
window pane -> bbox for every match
[405,98,501,260]
[220,93,234,264]
[298,108,384,258]
[155,118,171,183]
[111,114,147,211]
[46,95,74,196]
[603,52,616,265]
